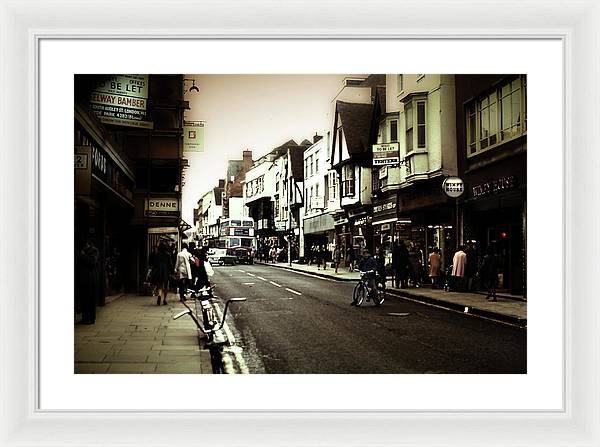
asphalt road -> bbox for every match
[212,263,527,374]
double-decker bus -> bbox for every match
[217,217,256,264]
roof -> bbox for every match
[335,101,374,156]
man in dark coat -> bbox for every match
[392,241,409,288]
[478,246,498,301]
[465,241,478,291]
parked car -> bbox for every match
[207,248,237,266]
[234,247,254,265]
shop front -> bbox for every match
[397,179,455,270]
[303,213,335,264]
[462,156,526,296]
[372,195,398,266]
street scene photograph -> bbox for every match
[74,73,527,374]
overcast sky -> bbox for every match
[181,74,352,223]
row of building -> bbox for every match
[74,75,191,303]
[194,74,526,295]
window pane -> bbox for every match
[417,102,425,125]
[502,96,511,130]
[418,125,426,148]
[406,128,413,152]
[512,93,521,126]
[405,103,413,130]
[481,107,489,138]
[390,120,398,142]
[490,101,498,135]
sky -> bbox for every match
[180,74,354,223]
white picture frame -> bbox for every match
[0,0,597,445]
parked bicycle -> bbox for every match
[352,270,386,306]
[173,285,246,373]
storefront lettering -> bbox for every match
[92,146,106,175]
[472,176,516,198]
[373,199,396,214]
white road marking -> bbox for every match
[212,302,249,374]
[285,288,302,296]
[256,276,267,281]
[246,273,256,277]
[285,269,335,281]
[269,281,282,288]
[237,269,246,273]
[242,282,255,285]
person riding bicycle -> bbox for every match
[357,250,378,299]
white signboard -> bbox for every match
[145,198,180,217]
[90,75,153,129]
[275,221,287,231]
[372,143,400,166]
[183,121,205,153]
[442,177,465,198]
[311,196,325,209]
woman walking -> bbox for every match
[428,247,441,288]
[154,242,173,305]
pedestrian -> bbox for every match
[477,246,499,301]
[392,241,409,288]
[321,245,328,270]
[428,247,441,288]
[315,245,323,270]
[452,245,467,292]
[407,242,422,288]
[188,242,202,292]
[346,245,356,272]
[375,247,387,287]
[270,246,277,263]
[333,245,341,273]
[78,239,100,325]
[154,242,173,305]
[465,241,478,291]
[174,243,192,302]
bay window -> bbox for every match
[405,99,426,153]
[342,164,355,197]
[466,75,526,156]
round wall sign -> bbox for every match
[442,177,465,198]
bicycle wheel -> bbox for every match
[373,286,386,306]
[352,282,366,306]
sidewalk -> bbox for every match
[256,260,527,327]
[75,293,213,374]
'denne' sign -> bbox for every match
[146,198,179,217]
[442,177,465,198]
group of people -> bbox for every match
[148,241,213,306]
[391,241,430,289]
[451,243,499,301]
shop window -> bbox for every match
[466,75,526,157]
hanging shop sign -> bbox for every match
[183,120,205,152]
[378,166,388,179]
[372,142,400,166]
[442,176,465,198]
[471,175,517,199]
[354,216,367,226]
[333,214,348,226]
[275,221,287,231]
[86,144,134,203]
[89,75,153,129]
[145,197,180,217]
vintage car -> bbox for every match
[207,248,237,266]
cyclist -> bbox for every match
[357,249,378,301]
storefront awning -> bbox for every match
[304,213,335,234]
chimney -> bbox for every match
[242,150,253,172]
[218,179,225,188]
[313,133,323,144]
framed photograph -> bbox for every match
[1,0,598,445]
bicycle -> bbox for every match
[352,270,386,306]
[173,285,246,373]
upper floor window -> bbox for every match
[390,120,398,142]
[396,75,403,93]
[328,171,338,201]
[342,164,355,197]
[314,151,320,174]
[466,75,526,156]
[405,99,426,153]
[309,155,314,177]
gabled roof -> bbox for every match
[335,101,374,156]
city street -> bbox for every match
[212,264,527,374]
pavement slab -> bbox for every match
[74,293,213,374]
